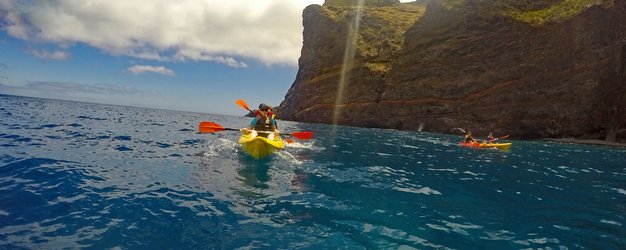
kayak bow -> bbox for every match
[238,132,285,159]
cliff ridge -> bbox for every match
[278,0,626,142]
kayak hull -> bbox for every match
[460,142,512,150]
[238,133,285,159]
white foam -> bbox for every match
[203,138,238,157]
[275,151,304,165]
[395,186,442,195]
[553,225,571,230]
[600,219,622,226]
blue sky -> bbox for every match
[0,0,413,116]
[0,0,328,116]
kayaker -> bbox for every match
[241,103,279,140]
[463,131,477,143]
[251,105,276,125]
[485,132,495,144]
[267,106,277,126]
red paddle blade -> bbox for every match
[198,121,225,133]
[500,135,510,139]
[290,131,313,140]
[285,137,294,143]
[235,99,251,111]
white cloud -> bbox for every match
[128,65,175,76]
[0,81,162,111]
[2,0,326,67]
[27,48,70,60]
[173,49,248,68]
[1,81,159,96]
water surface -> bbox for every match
[1,95,625,249]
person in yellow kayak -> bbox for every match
[485,132,495,144]
[241,103,279,140]
[463,131,478,144]
[267,106,276,119]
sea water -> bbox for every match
[1,94,625,249]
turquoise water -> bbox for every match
[1,94,625,249]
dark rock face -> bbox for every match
[279,0,626,142]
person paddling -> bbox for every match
[463,131,477,144]
[241,103,279,140]
[485,132,495,144]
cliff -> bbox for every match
[278,0,626,142]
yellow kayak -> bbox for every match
[460,142,512,150]
[238,132,285,159]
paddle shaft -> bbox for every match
[246,129,290,136]
[220,127,240,132]
[199,125,277,134]
[199,121,313,140]
[230,128,295,137]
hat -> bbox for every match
[258,103,270,109]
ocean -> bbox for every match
[1,94,625,249]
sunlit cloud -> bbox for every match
[128,65,175,76]
[1,0,322,67]
[173,50,248,68]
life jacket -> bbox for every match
[254,109,275,118]
[253,109,277,129]
[253,115,275,132]
[464,135,474,142]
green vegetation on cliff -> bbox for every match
[324,0,401,7]
[323,3,425,74]
[441,0,466,10]
[507,0,610,26]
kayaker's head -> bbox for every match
[258,103,270,110]
[257,103,271,117]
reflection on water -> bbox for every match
[237,161,271,189]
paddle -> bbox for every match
[483,134,510,144]
[198,121,239,133]
[453,127,467,134]
[198,121,314,140]
[491,134,509,140]
[235,99,297,143]
[235,99,254,115]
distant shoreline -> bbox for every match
[544,138,626,148]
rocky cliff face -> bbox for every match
[278,0,626,142]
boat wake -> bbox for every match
[203,138,238,158]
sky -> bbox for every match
[0,0,410,116]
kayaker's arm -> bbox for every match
[248,117,258,128]
[199,121,313,140]
[271,118,279,133]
